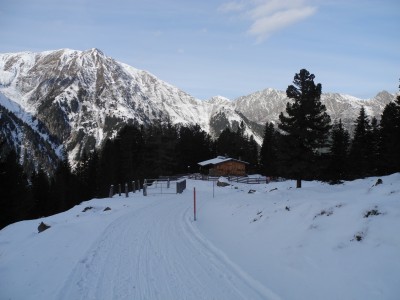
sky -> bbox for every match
[0,0,399,100]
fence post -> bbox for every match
[137,180,141,192]
[118,184,121,196]
[109,184,114,198]
[167,178,170,189]
[125,183,129,197]
[194,187,196,221]
[143,179,147,196]
[132,181,135,193]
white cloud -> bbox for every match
[220,0,318,42]
[249,0,303,18]
[218,1,247,13]
[249,6,317,42]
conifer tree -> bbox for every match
[245,135,259,173]
[176,124,215,173]
[0,150,31,228]
[370,117,381,174]
[50,156,77,213]
[216,128,234,157]
[143,120,178,178]
[260,122,279,177]
[98,139,119,197]
[75,150,100,201]
[115,124,145,183]
[349,106,373,178]
[278,69,331,188]
[326,119,350,183]
[379,85,400,174]
[216,123,256,166]
[234,121,247,160]
[31,168,51,217]
[160,121,179,176]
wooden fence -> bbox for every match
[227,176,267,184]
[109,177,187,198]
[109,180,141,198]
[108,173,266,199]
[188,173,267,184]
[143,178,187,196]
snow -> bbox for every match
[198,156,232,166]
[0,91,63,159]
[198,156,249,166]
[1,175,400,300]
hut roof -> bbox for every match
[198,156,249,167]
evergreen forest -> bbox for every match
[1,69,399,229]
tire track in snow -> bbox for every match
[180,206,281,300]
[59,195,280,299]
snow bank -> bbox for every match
[195,174,400,300]
[0,174,399,299]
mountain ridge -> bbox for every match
[0,48,396,173]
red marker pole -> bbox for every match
[194,187,197,221]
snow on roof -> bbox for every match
[198,156,249,166]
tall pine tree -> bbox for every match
[278,69,331,188]
[216,128,235,158]
[0,150,31,228]
[98,139,119,197]
[369,117,381,175]
[379,86,400,174]
[349,106,374,178]
[326,119,350,183]
[176,124,215,173]
[49,156,78,214]
[260,122,279,177]
[31,168,51,217]
[244,135,259,173]
[114,124,145,183]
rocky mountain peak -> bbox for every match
[0,48,397,174]
[207,96,231,104]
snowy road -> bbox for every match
[2,176,400,299]
[58,193,278,300]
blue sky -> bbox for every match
[1,0,399,100]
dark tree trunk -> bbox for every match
[296,178,302,188]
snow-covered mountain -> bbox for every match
[0,49,260,168]
[0,48,396,172]
[234,88,395,132]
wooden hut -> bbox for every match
[198,156,249,176]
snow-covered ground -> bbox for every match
[1,174,399,300]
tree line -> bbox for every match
[1,69,399,228]
[0,121,255,228]
[260,69,400,187]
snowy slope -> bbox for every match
[1,174,399,300]
[0,92,62,173]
